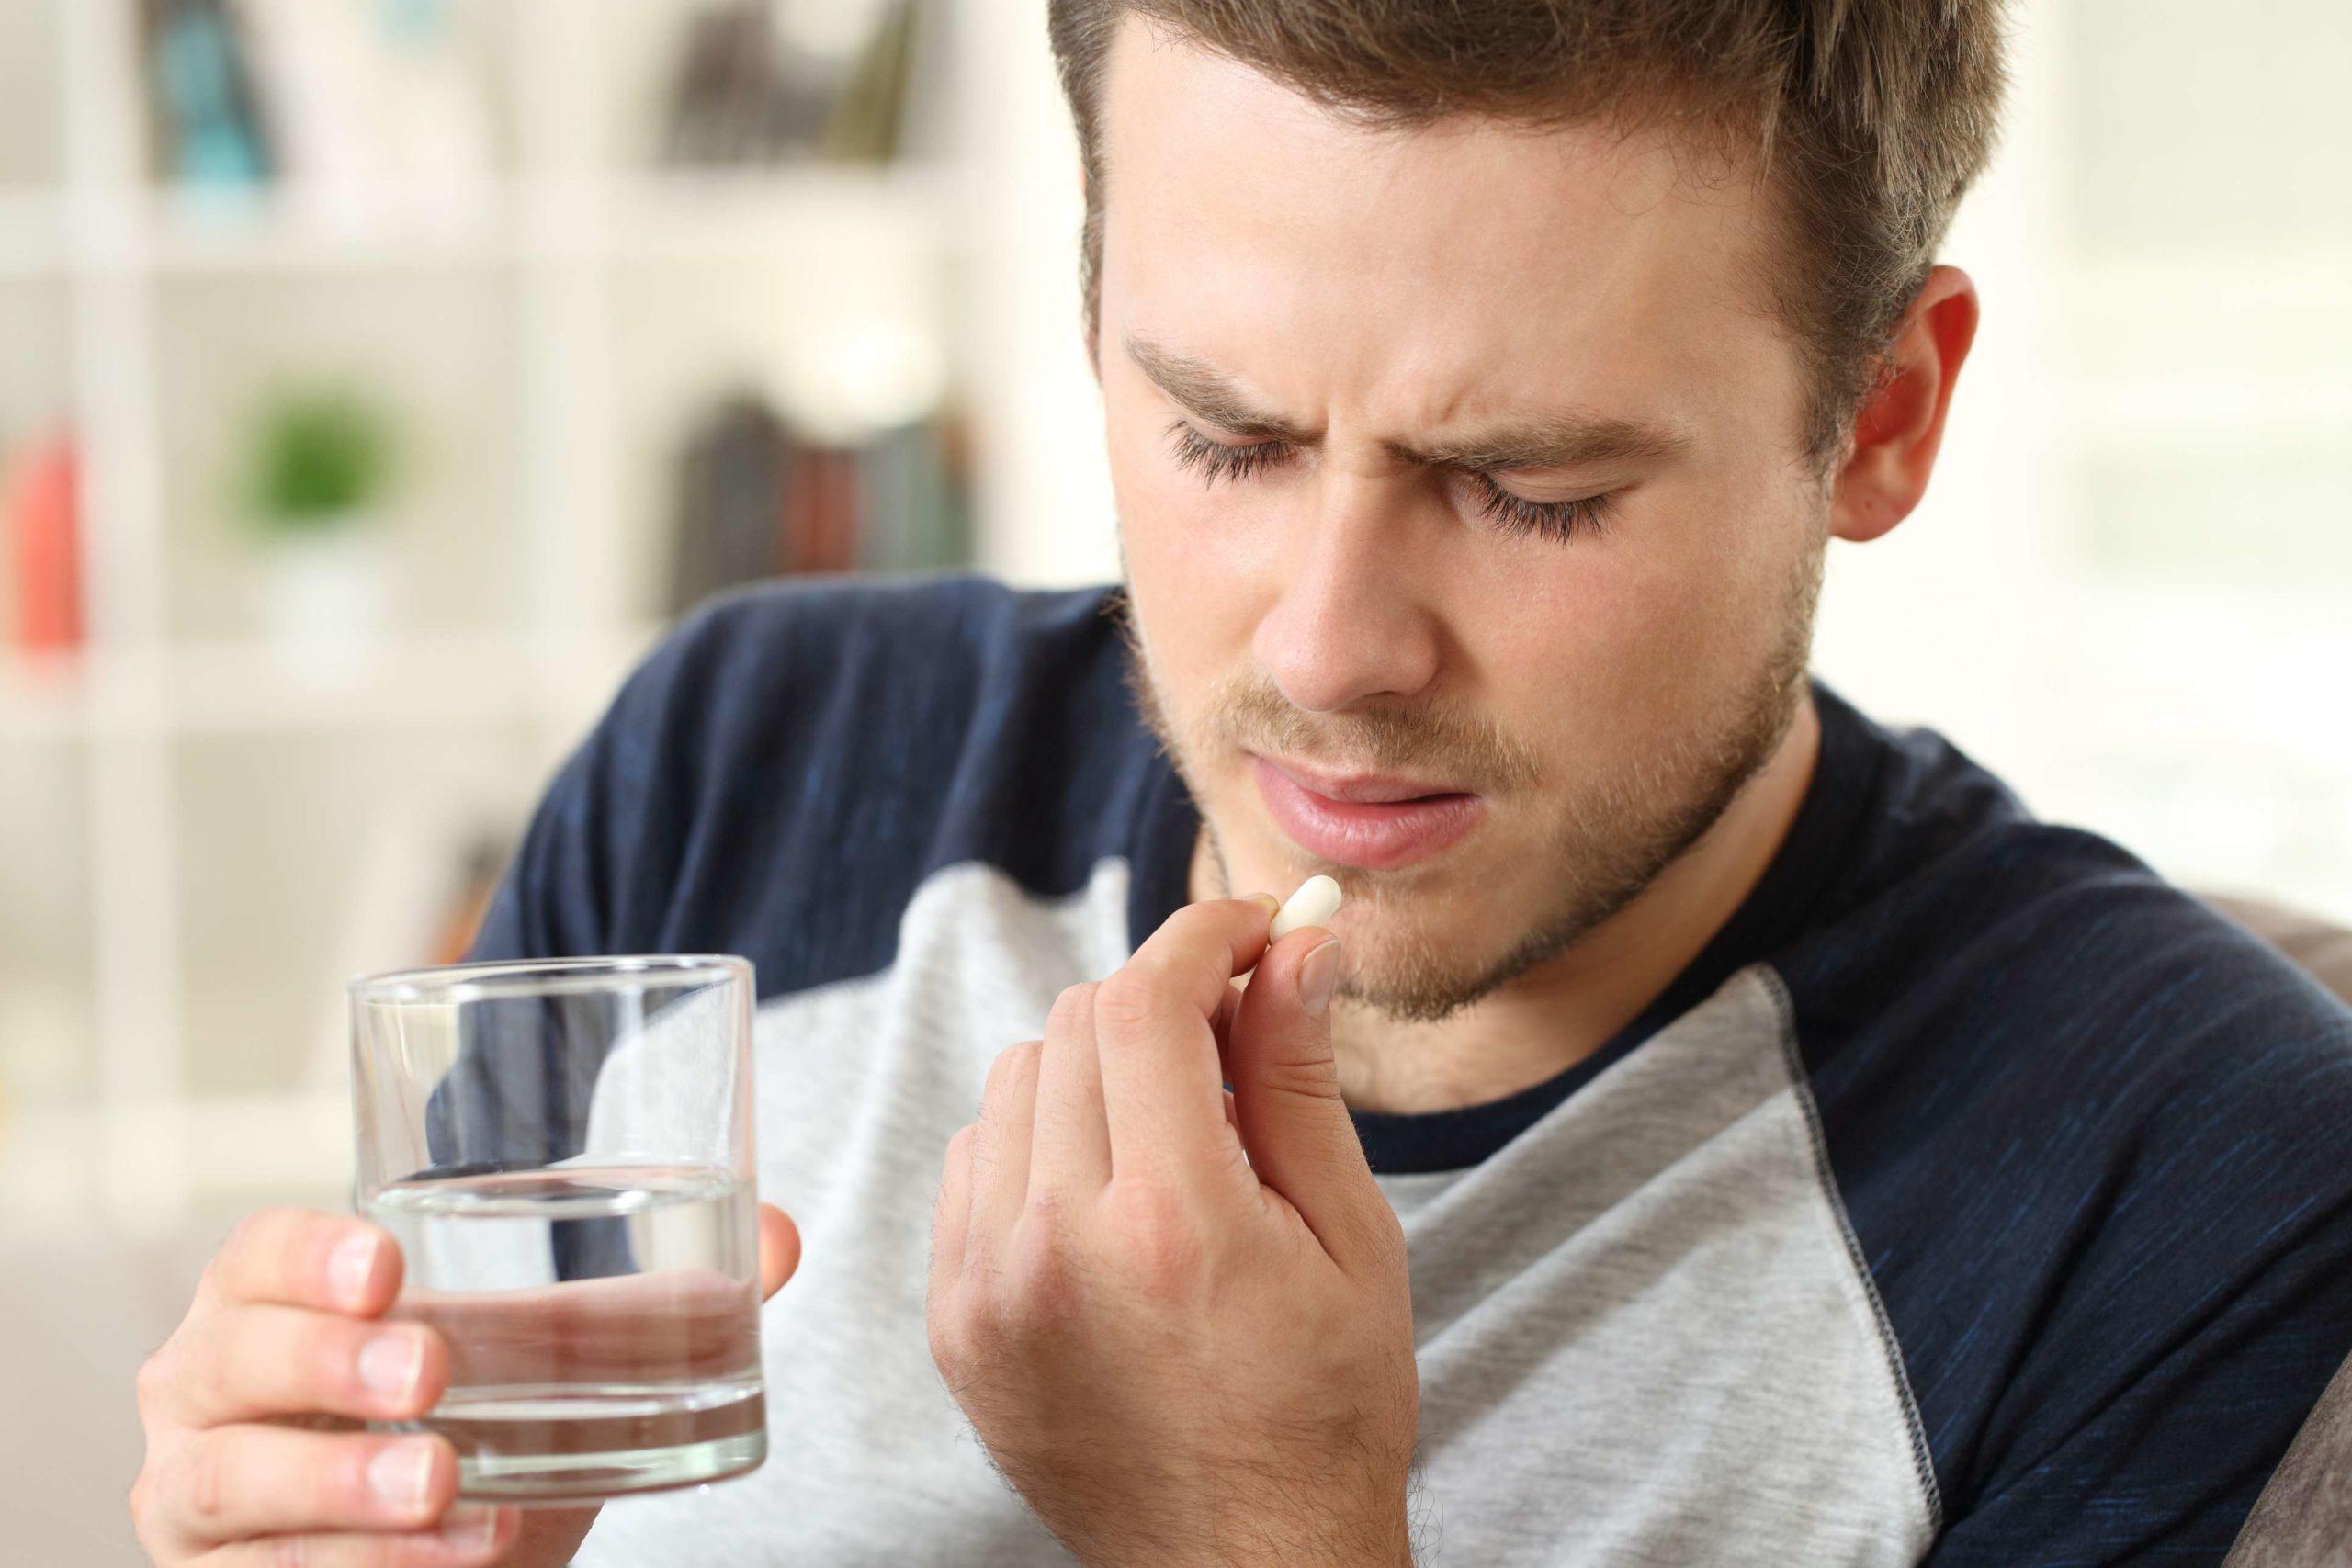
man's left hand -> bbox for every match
[927,895,1419,1568]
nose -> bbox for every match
[1250,468,1444,714]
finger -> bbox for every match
[1211,982,1244,1055]
[157,1427,456,1547]
[966,1040,1042,1258]
[927,1122,978,1311]
[1096,897,1276,1186]
[1229,931,1379,1263]
[757,1204,800,1301]
[198,1505,521,1566]
[1029,984,1113,1201]
[160,1306,445,1429]
[203,1208,401,1315]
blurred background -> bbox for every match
[0,0,2346,1558]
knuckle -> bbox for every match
[268,1535,314,1568]
[134,1344,174,1415]
[1046,981,1097,1033]
[926,1294,971,1372]
[1005,1213,1082,1332]
[1259,1051,1344,1103]
[1102,1179,1205,1295]
[983,1038,1041,1097]
[1092,969,1162,1032]
[950,1259,1003,1352]
[189,1327,239,1418]
[983,1043,1039,1104]
[179,1436,229,1528]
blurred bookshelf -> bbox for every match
[12,0,2338,1249]
[0,0,1110,1239]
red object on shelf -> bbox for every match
[7,429,83,651]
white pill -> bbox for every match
[1268,874,1343,941]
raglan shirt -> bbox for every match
[460,573,2352,1565]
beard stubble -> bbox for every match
[1113,547,1823,1023]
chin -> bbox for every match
[1217,826,1542,1022]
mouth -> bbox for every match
[1250,754,1485,871]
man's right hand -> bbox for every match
[133,1201,801,1564]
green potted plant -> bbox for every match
[246,386,400,658]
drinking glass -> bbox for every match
[348,955,763,1503]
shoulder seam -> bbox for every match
[1758,962,1946,1538]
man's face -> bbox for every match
[1096,20,1830,1022]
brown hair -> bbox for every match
[1047,0,2007,464]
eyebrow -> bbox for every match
[1123,333,1691,472]
[1125,333,1313,443]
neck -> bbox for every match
[1195,692,1823,1114]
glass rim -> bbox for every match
[349,953,752,1007]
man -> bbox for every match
[132,2,2352,1563]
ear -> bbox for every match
[1828,265,1979,544]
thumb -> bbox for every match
[757,1202,801,1301]
[1226,928,1374,1253]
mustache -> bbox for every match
[1107,586,1538,794]
[1202,673,1541,793]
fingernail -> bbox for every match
[367,1439,435,1513]
[1300,938,1342,1019]
[1247,891,1280,919]
[439,1505,502,1547]
[358,1328,424,1403]
[329,1233,378,1308]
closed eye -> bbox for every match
[1462,476,1617,543]
[1165,418,1616,544]
[1166,420,1295,485]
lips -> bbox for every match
[1251,755,1484,871]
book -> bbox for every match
[142,0,273,187]
[665,393,972,615]
[661,0,925,167]
[5,430,82,653]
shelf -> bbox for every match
[0,651,88,739]
[606,161,964,259]
[143,183,517,275]
[0,167,967,276]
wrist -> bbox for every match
[1068,1468,1414,1568]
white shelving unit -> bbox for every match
[0,0,1115,1239]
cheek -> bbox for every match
[1461,487,1806,756]
[1109,410,1282,704]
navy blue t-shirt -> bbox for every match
[464,574,2352,1564]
